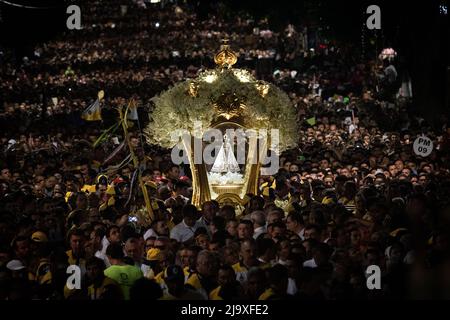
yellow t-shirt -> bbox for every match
[81,184,96,194]
[258,287,276,300]
[87,276,120,300]
[209,286,223,300]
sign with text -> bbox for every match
[413,135,433,157]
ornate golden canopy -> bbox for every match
[145,42,299,207]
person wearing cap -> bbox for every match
[31,231,48,244]
[150,248,174,278]
[6,259,27,280]
[33,242,53,288]
[151,249,176,295]
[145,243,172,279]
[5,258,32,300]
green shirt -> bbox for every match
[104,264,143,300]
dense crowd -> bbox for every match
[1,0,450,300]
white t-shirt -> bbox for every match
[303,258,318,268]
[170,220,199,243]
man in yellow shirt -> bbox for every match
[160,265,204,300]
[209,264,244,300]
[232,239,260,284]
[258,264,289,300]
[66,228,86,276]
[86,256,122,300]
[185,250,219,299]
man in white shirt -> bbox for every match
[99,225,121,267]
[250,210,266,239]
[303,243,331,269]
[165,180,190,207]
[170,204,200,244]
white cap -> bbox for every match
[6,259,25,271]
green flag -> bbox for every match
[306,117,316,126]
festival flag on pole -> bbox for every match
[306,117,316,126]
[81,99,102,121]
[82,91,104,121]
[127,101,139,121]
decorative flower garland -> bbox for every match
[144,68,298,152]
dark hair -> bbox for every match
[106,243,124,260]
[238,219,253,228]
[311,242,331,257]
[211,216,226,231]
[287,211,304,225]
[194,227,209,238]
[182,204,198,219]
[305,224,322,233]
[91,228,105,240]
[86,256,106,270]
[68,228,84,241]
[256,238,276,257]
[129,278,163,300]
[106,225,120,238]
[220,205,236,220]
[249,196,265,209]
[240,237,257,248]
[141,169,153,177]
[267,264,288,284]
[218,263,236,275]
[174,180,189,192]
[269,221,286,230]
[12,235,29,249]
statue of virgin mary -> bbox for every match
[211,133,240,173]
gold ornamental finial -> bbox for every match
[214,39,238,69]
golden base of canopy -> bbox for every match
[190,161,260,208]
[215,193,246,207]
[211,184,244,196]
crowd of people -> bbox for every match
[1,0,450,300]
